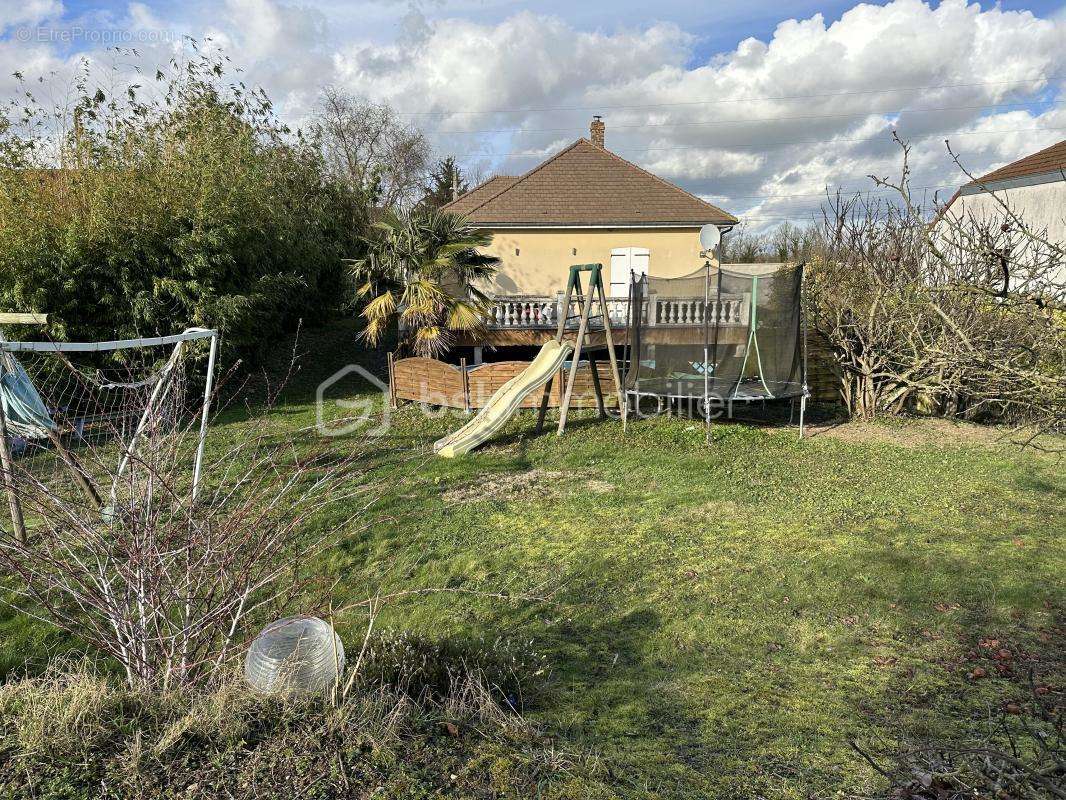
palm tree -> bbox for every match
[350,208,500,357]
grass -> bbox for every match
[2,320,1063,798]
[0,657,616,799]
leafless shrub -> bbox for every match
[722,220,822,264]
[0,359,386,691]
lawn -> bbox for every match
[2,323,1063,799]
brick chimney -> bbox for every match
[590,115,605,148]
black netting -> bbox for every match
[625,264,804,402]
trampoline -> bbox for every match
[623,262,808,434]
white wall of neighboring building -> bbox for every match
[943,179,1066,249]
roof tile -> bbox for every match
[442,139,737,226]
[966,139,1066,186]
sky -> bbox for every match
[2,0,1065,228]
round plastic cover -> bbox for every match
[244,616,345,695]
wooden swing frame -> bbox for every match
[534,263,625,436]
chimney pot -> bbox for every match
[590,115,605,148]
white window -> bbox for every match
[610,247,650,297]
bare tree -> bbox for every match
[312,87,430,211]
[720,221,821,264]
[810,136,1065,441]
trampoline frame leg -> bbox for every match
[799,391,807,440]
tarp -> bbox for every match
[0,356,56,437]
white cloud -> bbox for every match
[324,0,1066,226]
[333,12,692,119]
[0,0,63,31]
[4,0,1065,229]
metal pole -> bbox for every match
[703,261,710,444]
[709,238,723,439]
[191,331,218,501]
[799,262,809,440]
[110,341,185,513]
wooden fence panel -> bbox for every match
[393,356,623,409]
[392,357,466,408]
[805,329,840,403]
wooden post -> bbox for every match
[0,313,48,325]
[46,430,101,509]
[536,275,578,434]
[0,396,26,543]
[460,358,470,413]
[594,277,626,414]
[387,352,397,410]
[586,348,606,418]
[557,273,597,435]
[0,312,49,542]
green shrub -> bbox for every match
[0,50,365,362]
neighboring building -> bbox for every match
[443,118,738,302]
[939,139,1066,247]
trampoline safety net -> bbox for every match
[624,263,805,404]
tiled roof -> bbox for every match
[965,139,1066,187]
[442,139,737,226]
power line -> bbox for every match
[710,182,958,202]
[431,98,1065,136]
[396,74,1065,117]
[453,124,1066,159]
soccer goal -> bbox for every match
[0,328,219,537]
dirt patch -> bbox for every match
[804,417,1008,449]
[443,470,614,504]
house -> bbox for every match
[938,139,1066,248]
[441,118,738,350]
[389,122,842,410]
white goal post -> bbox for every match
[0,328,220,533]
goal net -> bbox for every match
[0,329,219,521]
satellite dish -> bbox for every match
[699,224,721,252]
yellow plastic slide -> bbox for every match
[434,340,574,458]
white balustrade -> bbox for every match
[485,294,748,329]
[649,295,746,327]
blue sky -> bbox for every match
[3,0,1065,226]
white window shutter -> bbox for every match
[610,247,650,297]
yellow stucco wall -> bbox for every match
[479,227,715,295]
